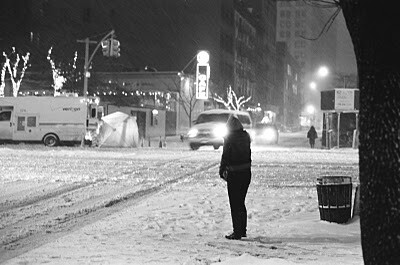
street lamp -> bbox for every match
[307,104,316,125]
[317,66,329,78]
[197,51,210,64]
[309,81,317,90]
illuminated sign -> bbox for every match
[196,64,209,99]
[195,50,210,100]
[335,89,355,110]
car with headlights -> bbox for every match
[187,109,253,150]
[252,123,279,144]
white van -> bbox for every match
[0,96,103,146]
[187,109,253,150]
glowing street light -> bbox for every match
[307,104,315,115]
[307,104,316,125]
[197,50,210,64]
[317,66,329,78]
[309,81,317,90]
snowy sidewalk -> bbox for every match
[4,168,363,265]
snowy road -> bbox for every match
[0,137,360,264]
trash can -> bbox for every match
[316,176,352,223]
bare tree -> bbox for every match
[161,73,199,128]
[213,86,251,110]
[1,47,30,97]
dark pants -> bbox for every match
[309,138,315,148]
[227,169,251,235]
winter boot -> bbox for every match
[225,232,242,240]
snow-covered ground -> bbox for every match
[0,131,363,264]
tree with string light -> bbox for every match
[47,47,79,96]
[0,47,30,97]
[213,86,251,111]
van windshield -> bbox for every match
[0,111,11,121]
[196,113,251,125]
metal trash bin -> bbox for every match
[316,176,352,223]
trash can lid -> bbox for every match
[317,176,352,185]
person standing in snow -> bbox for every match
[307,125,318,148]
[219,114,252,240]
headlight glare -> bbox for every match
[213,125,228,138]
[263,128,276,141]
[188,128,198,138]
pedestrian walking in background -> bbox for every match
[307,125,318,148]
[219,114,251,240]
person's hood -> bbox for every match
[226,114,243,131]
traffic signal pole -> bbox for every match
[77,29,115,96]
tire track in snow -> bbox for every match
[0,156,187,213]
[0,157,219,263]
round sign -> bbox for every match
[197,51,210,64]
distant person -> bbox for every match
[219,114,251,240]
[307,125,318,148]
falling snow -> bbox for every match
[0,132,362,264]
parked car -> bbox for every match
[187,109,253,150]
[253,123,279,144]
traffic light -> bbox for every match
[110,39,120,57]
[101,40,110,56]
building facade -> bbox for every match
[275,42,302,130]
[276,1,338,112]
[92,71,206,138]
[1,0,304,131]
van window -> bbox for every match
[27,116,37,127]
[91,107,97,118]
[0,111,11,121]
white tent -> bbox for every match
[97,111,139,147]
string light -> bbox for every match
[47,47,66,95]
[2,47,30,97]
[0,58,6,97]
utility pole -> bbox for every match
[77,30,116,147]
[77,30,115,97]
[77,38,97,96]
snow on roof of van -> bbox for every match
[199,109,250,115]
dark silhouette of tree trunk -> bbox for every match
[340,0,400,263]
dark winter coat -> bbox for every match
[219,115,251,179]
[307,126,318,140]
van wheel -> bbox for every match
[213,144,220,150]
[43,134,59,147]
[190,143,200,150]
